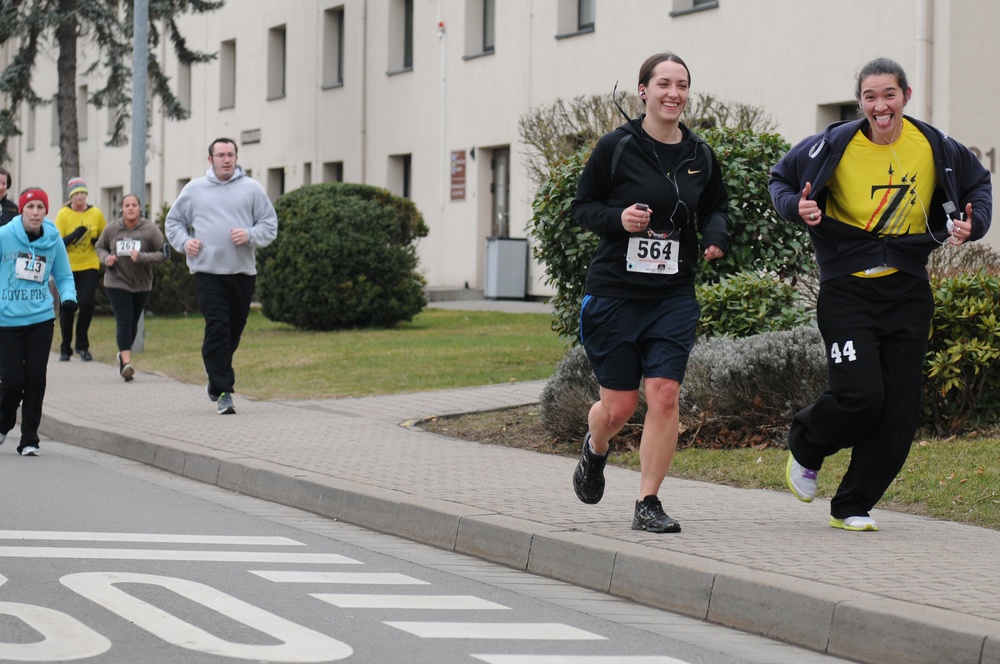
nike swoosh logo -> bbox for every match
[687,169,701,175]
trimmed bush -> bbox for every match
[257,183,428,330]
[696,271,812,338]
[923,269,1000,435]
[681,326,827,445]
[538,345,647,445]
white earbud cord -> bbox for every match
[872,120,948,247]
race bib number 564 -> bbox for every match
[626,236,679,274]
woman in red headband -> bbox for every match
[0,188,77,456]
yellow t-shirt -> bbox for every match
[825,119,936,277]
[55,204,107,272]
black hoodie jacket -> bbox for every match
[769,116,992,283]
[573,117,730,300]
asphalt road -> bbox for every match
[0,438,855,663]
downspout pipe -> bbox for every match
[915,0,932,122]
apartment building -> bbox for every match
[4,0,997,298]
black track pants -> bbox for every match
[788,272,933,519]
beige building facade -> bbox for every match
[4,0,997,298]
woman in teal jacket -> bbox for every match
[0,188,77,456]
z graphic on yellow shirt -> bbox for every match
[825,119,936,276]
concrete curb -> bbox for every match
[39,412,1000,664]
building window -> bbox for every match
[578,0,594,30]
[670,0,719,17]
[51,95,58,146]
[77,85,88,141]
[323,7,345,88]
[388,0,414,73]
[220,39,236,109]
[556,0,595,38]
[303,162,312,186]
[267,25,286,100]
[103,187,123,221]
[322,161,344,182]
[388,154,411,198]
[267,167,285,201]
[177,61,192,113]
[464,0,495,58]
[26,106,36,152]
[176,178,190,196]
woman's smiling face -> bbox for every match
[641,60,689,124]
[859,73,909,144]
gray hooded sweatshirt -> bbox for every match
[165,166,278,275]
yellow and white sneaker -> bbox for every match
[830,516,878,531]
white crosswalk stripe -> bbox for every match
[250,571,428,584]
[313,594,509,610]
[385,622,606,640]
[471,657,691,664]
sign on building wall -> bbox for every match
[450,150,466,201]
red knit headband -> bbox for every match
[18,189,49,214]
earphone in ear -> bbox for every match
[640,91,647,101]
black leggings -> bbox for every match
[60,268,100,354]
[0,320,54,448]
[104,288,150,352]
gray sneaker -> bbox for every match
[632,495,681,533]
[217,392,236,415]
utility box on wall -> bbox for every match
[484,237,528,299]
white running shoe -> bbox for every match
[785,453,818,502]
[830,516,878,531]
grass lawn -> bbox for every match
[73,308,569,399]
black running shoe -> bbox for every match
[632,495,681,533]
[573,433,607,504]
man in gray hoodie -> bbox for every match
[165,138,278,415]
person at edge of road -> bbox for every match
[769,57,992,532]
[0,188,77,456]
[571,52,731,534]
[0,168,18,226]
[54,176,107,362]
[95,194,167,382]
[164,137,278,416]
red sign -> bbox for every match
[450,150,466,201]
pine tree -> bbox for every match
[0,0,223,197]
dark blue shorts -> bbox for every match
[579,295,700,391]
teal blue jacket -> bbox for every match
[0,217,76,327]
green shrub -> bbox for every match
[257,183,428,330]
[698,128,811,283]
[696,271,812,338]
[526,148,595,343]
[923,270,1000,435]
[145,203,199,316]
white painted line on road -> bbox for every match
[0,547,360,564]
[471,657,691,663]
[0,531,304,546]
[312,594,509,610]
[384,622,606,640]
[251,571,428,585]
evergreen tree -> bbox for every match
[0,0,223,196]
